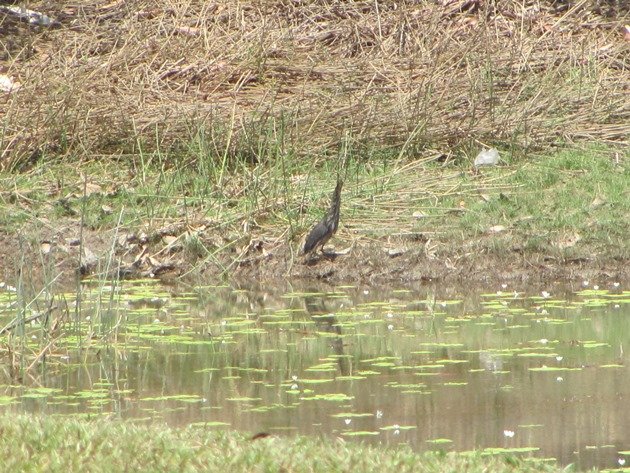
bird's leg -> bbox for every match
[320,245,337,258]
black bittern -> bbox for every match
[302,178,343,255]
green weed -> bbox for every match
[0,415,570,473]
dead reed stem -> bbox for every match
[1,1,628,169]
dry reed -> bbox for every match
[1,1,628,169]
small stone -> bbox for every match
[40,241,52,255]
[386,248,405,257]
[588,196,606,210]
[80,247,99,274]
[488,225,506,233]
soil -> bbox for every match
[2,218,627,290]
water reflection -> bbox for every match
[0,281,629,469]
[303,290,350,376]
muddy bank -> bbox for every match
[2,221,627,290]
[235,239,628,288]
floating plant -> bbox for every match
[0,280,628,471]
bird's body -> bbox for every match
[303,178,343,255]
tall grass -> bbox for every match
[1,1,628,169]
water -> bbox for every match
[1,280,629,469]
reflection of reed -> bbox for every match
[303,291,350,376]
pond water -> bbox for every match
[1,280,629,470]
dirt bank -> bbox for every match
[2,217,627,291]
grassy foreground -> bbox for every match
[1,415,569,473]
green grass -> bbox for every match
[435,145,629,258]
[0,143,627,272]
[0,415,572,473]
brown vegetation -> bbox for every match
[1,1,629,169]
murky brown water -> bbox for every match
[1,280,629,469]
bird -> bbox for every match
[302,177,343,255]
